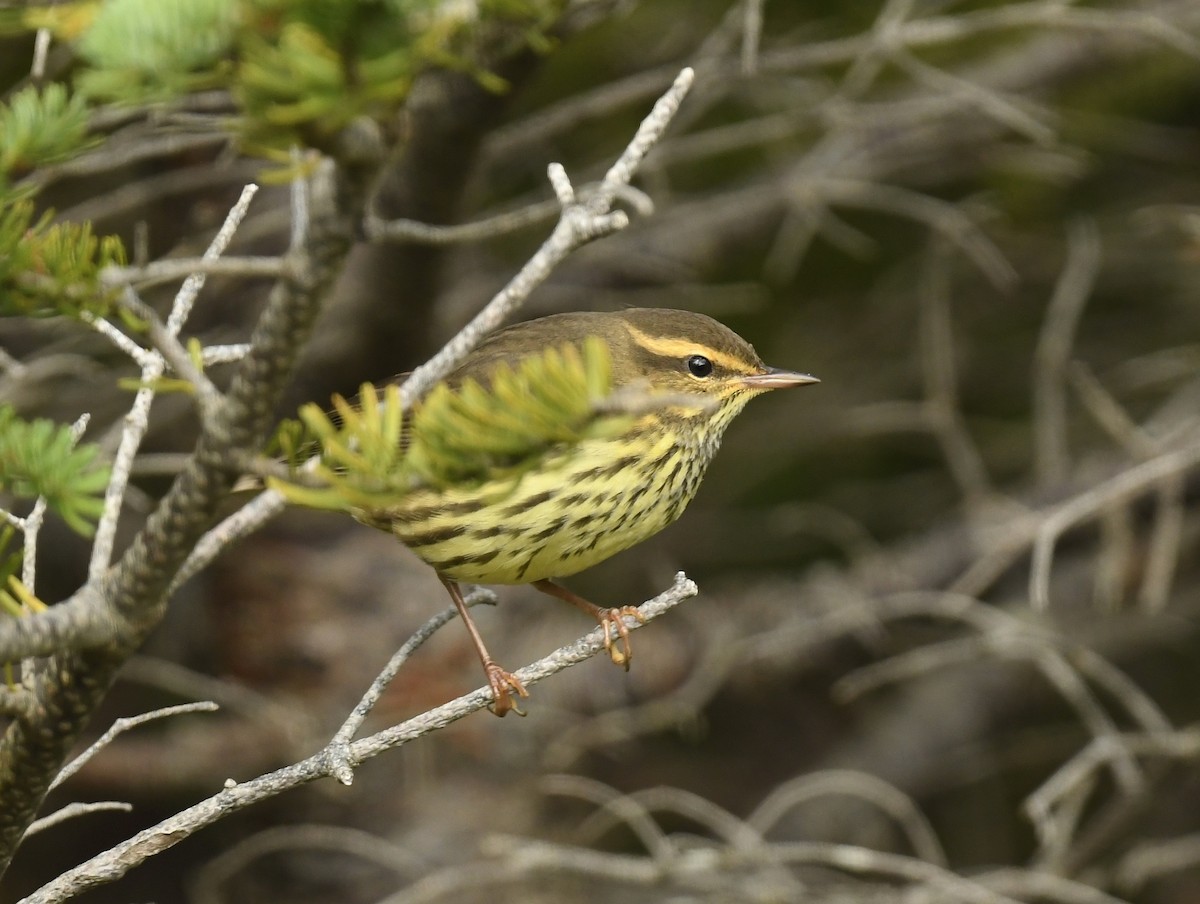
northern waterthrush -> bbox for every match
[366,308,816,715]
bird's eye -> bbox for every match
[686,355,713,378]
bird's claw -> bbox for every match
[598,606,647,670]
[484,662,529,717]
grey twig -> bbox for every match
[50,702,220,791]
[365,198,560,245]
[1033,220,1102,486]
[26,802,133,837]
[189,824,423,904]
[1029,438,1200,610]
[117,288,222,418]
[102,256,289,291]
[323,586,498,785]
[88,184,261,582]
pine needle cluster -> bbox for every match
[271,338,632,514]
[0,407,110,537]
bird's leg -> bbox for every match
[531,579,646,670]
[439,575,528,717]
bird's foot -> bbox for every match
[484,661,529,717]
[597,606,647,670]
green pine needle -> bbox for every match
[76,0,237,102]
[0,407,110,537]
[270,338,630,516]
[0,199,126,318]
[0,84,94,176]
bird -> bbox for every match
[359,308,818,715]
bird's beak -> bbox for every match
[740,368,820,390]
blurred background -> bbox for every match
[3,0,1200,901]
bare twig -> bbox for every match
[1033,220,1102,486]
[1030,438,1200,610]
[29,28,51,81]
[190,824,424,904]
[919,239,992,501]
[167,489,288,595]
[1117,832,1200,894]
[323,586,498,785]
[26,802,133,837]
[748,770,948,866]
[1025,728,1200,859]
[102,256,289,291]
[740,0,765,75]
[540,775,675,862]
[50,702,220,791]
[117,288,221,417]
[365,198,560,244]
[88,184,260,581]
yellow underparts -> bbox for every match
[373,426,708,584]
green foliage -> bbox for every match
[0,407,111,537]
[0,527,45,680]
[408,336,621,486]
[236,20,411,140]
[0,199,126,318]
[276,381,408,512]
[0,84,94,179]
[235,0,564,151]
[12,0,563,157]
[75,0,237,102]
[0,526,23,620]
[270,338,628,514]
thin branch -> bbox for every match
[1029,438,1200,610]
[817,178,1017,290]
[50,702,220,791]
[740,0,765,76]
[1033,220,1102,486]
[25,133,229,187]
[102,256,289,291]
[539,775,675,862]
[1068,361,1156,457]
[919,239,992,501]
[200,343,252,366]
[167,490,288,595]
[461,835,1030,904]
[1024,728,1200,855]
[29,28,51,81]
[748,770,948,867]
[976,867,1132,904]
[889,45,1058,145]
[88,184,260,582]
[323,586,498,786]
[26,802,133,837]
[118,289,221,417]
[83,314,158,370]
[768,842,1026,904]
[119,656,304,738]
[365,198,559,244]
[1138,473,1185,611]
[190,824,423,904]
[1117,832,1200,894]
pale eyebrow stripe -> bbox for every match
[622,323,756,373]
